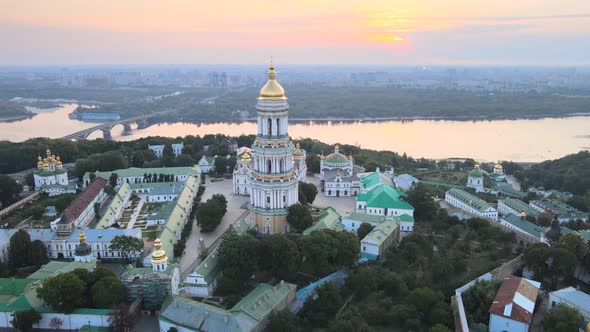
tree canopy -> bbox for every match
[0,175,22,207]
[9,229,48,268]
[544,304,584,332]
[287,204,313,233]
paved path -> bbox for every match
[127,195,146,229]
[304,176,355,216]
[179,179,249,279]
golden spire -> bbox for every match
[46,148,51,157]
[348,154,353,160]
[242,152,251,161]
[520,211,526,218]
[79,232,86,243]
[259,62,286,99]
[151,238,167,262]
[293,143,303,157]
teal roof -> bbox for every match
[399,214,414,223]
[343,212,389,224]
[147,199,178,222]
[323,152,350,165]
[494,182,526,198]
[360,171,393,189]
[130,182,185,196]
[502,214,545,239]
[499,198,539,217]
[357,184,413,210]
[83,166,200,181]
[579,230,590,243]
[160,281,296,332]
[303,207,343,235]
[361,219,399,246]
[531,199,589,220]
[446,188,494,213]
[469,168,484,178]
[27,261,96,281]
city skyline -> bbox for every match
[1,0,590,66]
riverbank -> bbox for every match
[0,114,33,122]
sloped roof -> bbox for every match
[502,214,545,239]
[343,212,388,224]
[303,207,343,235]
[60,177,107,223]
[489,275,540,324]
[357,184,413,210]
[550,287,590,314]
[361,219,399,246]
[446,188,494,213]
[84,166,200,181]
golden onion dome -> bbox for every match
[293,143,303,157]
[259,64,286,99]
[151,238,167,262]
[348,154,354,160]
[46,148,51,156]
[242,152,251,161]
[37,156,42,161]
[520,211,527,218]
[494,163,503,170]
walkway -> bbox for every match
[179,179,249,279]
[126,195,146,229]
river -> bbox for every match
[1,104,589,162]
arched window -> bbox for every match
[276,118,281,136]
[267,118,272,136]
[267,159,272,173]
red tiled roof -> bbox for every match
[489,275,539,324]
[61,177,107,223]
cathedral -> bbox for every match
[244,64,301,234]
[33,148,76,196]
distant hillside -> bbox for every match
[519,151,590,195]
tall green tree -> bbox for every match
[356,223,374,240]
[109,235,144,261]
[267,310,299,332]
[37,272,86,314]
[298,182,318,205]
[259,234,301,280]
[0,174,22,207]
[9,229,31,268]
[555,233,588,260]
[217,230,259,293]
[544,304,583,331]
[91,276,126,308]
[300,282,343,328]
[109,173,119,188]
[197,198,226,232]
[11,309,41,332]
[287,204,313,233]
[523,244,550,280]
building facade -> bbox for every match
[445,188,498,220]
[233,152,252,195]
[466,164,484,192]
[247,64,299,234]
[33,148,76,196]
[489,276,540,332]
[53,178,108,235]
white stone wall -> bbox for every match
[0,312,111,330]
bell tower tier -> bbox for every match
[248,64,299,234]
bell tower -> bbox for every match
[247,64,299,234]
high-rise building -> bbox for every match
[248,64,299,234]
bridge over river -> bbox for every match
[61,110,173,140]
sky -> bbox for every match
[1,0,590,66]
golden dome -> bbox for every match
[474,163,480,169]
[520,211,526,218]
[348,154,353,160]
[242,152,251,161]
[293,143,303,157]
[259,64,286,99]
[37,156,42,161]
[79,232,86,243]
[46,148,51,156]
[494,162,503,170]
[151,238,167,262]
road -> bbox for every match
[179,178,249,279]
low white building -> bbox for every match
[500,213,548,244]
[393,173,419,191]
[130,182,185,203]
[548,287,590,321]
[497,198,539,218]
[489,275,540,332]
[360,220,399,261]
[54,178,108,235]
[148,144,165,158]
[466,164,484,193]
[82,166,201,187]
[171,142,184,157]
[233,153,252,196]
[198,156,216,174]
[445,188,498,221]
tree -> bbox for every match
[109,173,119,188]
[131,151,145,167]
[299,182,318,205]
[334,231,360,266]
[109,235,144,261]
[536,212,553,227]
[37,272,85,314]
[296,230,338,276]
[29,240,49,267]
[49,317,63,330]
[544,304,583,331]
[211,194,228,214]
[217,231,259,293]
[405,183,439,223]
[267,310,299,332]
[9,229,32,268]
[523,244,550,280]
[0,174,22,207]
[214,157,229,175]
[406,287,442,316]
[300,282,342,327]
[555,233,588,260]
[430,324,451,332]
[286,204,313,233]
[461,280,499,324]
[109,304,136,332]
[88,172,97,181]
[549,248,577,288]
[11,310,41,332]
[356,223,374,240]
[259,234,301,280]
[197,198,226,232]
[91,276,126,308]
[348,266,379,298]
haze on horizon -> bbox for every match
[1,0,590,66]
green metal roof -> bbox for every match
[303,207,343,235]
[361,219,399,246]
[83,166,200,181]
[494,182,526,198]
[360,171,393,189]
[468,169,483,178]
[27,261,96,281]
[357,184,413,210]
[323,152,349,165]
[531,199,589,220]
[343,212,389,224]
[499,198,539,217]
[399,214,415,223]
[446,188,494,213]
[502,214,544,239]
[0,279,33,296]
[147,199,178,222]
